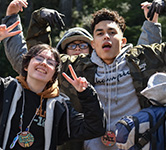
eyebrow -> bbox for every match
[95,27,116,33]
[38,55,55,61]
[95,29,103,33]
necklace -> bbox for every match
[10,89,43,149]
[101,68,116,147]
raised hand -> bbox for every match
[6,0,28,16]
[0,21,21,41]
[141,1,159,23]
[147,0,165,21]
[40,8,65,29]
[62,64,88,92]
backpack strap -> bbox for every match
[136,111,154,149]
[136,111,166,149]
[132,116,139,145]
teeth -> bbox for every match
[37,68,46,74]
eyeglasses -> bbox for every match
[34,55,57,67]
[67,43,89,50]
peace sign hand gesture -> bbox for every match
[0,21,21,41]
[62,64,88,92]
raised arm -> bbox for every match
[137,1,162,45]
[60,64,106,141]
[26,8,65,50]
[2,0,28,74]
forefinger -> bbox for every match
[7,21,20,32]
[62,72,73,85]
[68,64,78,80]
[8,30,22,37]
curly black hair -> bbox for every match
[91,8,126,34]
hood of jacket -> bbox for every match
[90,43,140,133]
[90,44,133,67]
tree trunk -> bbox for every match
[0,0,8,21]
[75,0,82,12]
[24,0,33,27]
[59,0,73,27]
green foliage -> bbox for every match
[159,16,166,42]
[1,0,166,77]
[29,0,59,10]
[0,45,18,77]
[125,25,142,45]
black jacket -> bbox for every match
[0,77,105,150]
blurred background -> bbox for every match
[0,0,166,77]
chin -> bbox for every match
[35,76,48,82]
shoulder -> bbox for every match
[132,42,166,51]
[47,92,70,105]
[0,76,15,88]
[60,53,91,63]
[126,42,166,57]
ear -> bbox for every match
[121,37,127,47]
[24,67,28,71]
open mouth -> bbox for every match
[102,42,112,49]
[102,44,112,49]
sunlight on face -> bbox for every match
[26,50,56,86]
[92,21,126,64]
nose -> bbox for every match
[41,58,47,65]
[104,32,110,40]
[75,45,81,51]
